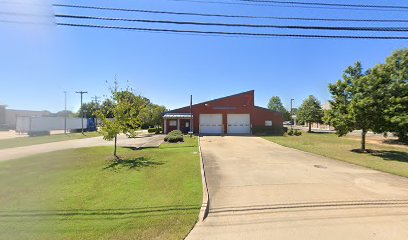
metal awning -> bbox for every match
[163,113,193,119]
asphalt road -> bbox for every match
[187,136,408,240]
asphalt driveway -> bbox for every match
[187,136,408,240]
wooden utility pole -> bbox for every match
[92,96,101,104]
[64,91,67,134]
[91,95,100,127]
[190,95,193,134]
[76,91,88,134]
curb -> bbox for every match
[197,136,210,221]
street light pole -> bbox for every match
[190,95,193,136]
[290,98,294,129]
[64,91,67,134]
[76,91,88,134]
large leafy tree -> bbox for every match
[327,50,408,149]
[139,104,167,128]
[99,99,115,119]
[326,62,380,151]
[77,102,100,118]
[297,95,324,133]
[267,96,291,121]
[368,49,408,142]
[97,85,149,158]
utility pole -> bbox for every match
[290,98,294,129]
[91,96,100,127]
[64,91,67,134]
[76,91,88,134]
[92,96,101,104]
[189,95,193,136]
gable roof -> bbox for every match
[166,90,254,113]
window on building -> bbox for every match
[265,120,273,126]
[185,122,190,128]
[169,120,177,126]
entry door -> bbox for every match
[199,114,223,134]
[227,114,250,134]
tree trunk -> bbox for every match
[361,129,367,151]
[308,122,312,133]
[114,135,118,159]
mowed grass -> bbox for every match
[0,136,202,240]
[264,132,408,178]
[0,132,101,150]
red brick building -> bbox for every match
[163,90,283,135]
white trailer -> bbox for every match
[16,116,87,133]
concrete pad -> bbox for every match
[0,134,164,162]
[186,136,408,240]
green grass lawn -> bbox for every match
[264,132,408,178]
[0,136,202,240]
[0,132,101,150]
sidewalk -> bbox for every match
[0,134,164,162]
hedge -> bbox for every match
[252,126,284,136]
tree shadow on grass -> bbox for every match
[103,157,163,171]
[0,204,200,219]
[383,139,408,146]
[351,149,408,163]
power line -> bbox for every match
[51,4,408,23]
[237,0,408,10]
[2,18,408,40]
[55,14,408,32]
[168,0,408,11]
[56,22,408,40]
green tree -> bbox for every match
[97,85,148,158]
[99,99,115,119]
[368,50,408,142]
[139,104,167,128]
[77,102,100,118]
[297,95,324,133]
[267,96,291,121]
[326,62,378,151]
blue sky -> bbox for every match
[0,0,407,112]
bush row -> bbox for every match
[252,126,284,136]
[148,127,163,134]
[287,129,302,136]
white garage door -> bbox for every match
[199,114,223,134]
[227,114,250,134]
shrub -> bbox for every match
[287,129,294,136]
[294,129,302,136]
[252,126,284,136]
[148,127,163,134]
[168,130,182,135]
[166,135,184,143]
[164,130,183,143]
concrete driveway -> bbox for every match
[0,134,165,162]
[187,136,408,240]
